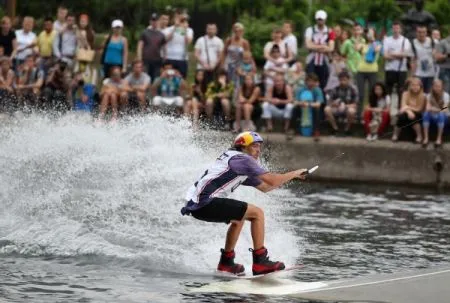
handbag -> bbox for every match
[76,48,95,62]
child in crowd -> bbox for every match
[324,51,347,93]
[286,61,305,93]
[263,45,288,88]
[237,51,256,81]
[363,82,391,141]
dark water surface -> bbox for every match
[2,185,449,303]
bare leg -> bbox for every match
[243,103,254,130]
[324,106,338,130]
[137,92,147,113]
[224,220,245,252]
[221,98,231,120]
[412,123,422,142]
[234,99,243,132]
[422,125,429,144]
[110,94,119,119]
[436,126,444,144]
[346,107,356,131]
[99,93,111,120]
[392,126,400,141]
[224,204,265,252]
[206,98,214,119]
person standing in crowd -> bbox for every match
[137,13,166,83]
[152,62,186,115]
[123,60,151,114]
[356,27,382,116]
[15,16,37,69]
[37,17,56,75]
[324,51,347,92]
[235,74,260,132]
[221,23,251,104]
[205,70,234,128]
[304,10,335,90]
[411,25,436,94]
[76,14,95,50]
[262,73,294,139]
[52,13,78,69]
[97,66,127,123]
[391,77,425,143]
[422,79,449,148]
[332,25,344,55]
[158,14,170,31]
[264,28,292,64]
[283,21,298,64]
[292,73,324,140]
[435,31,450,93]
[53,5,68,33]
[432,29,441,44]
[162,11,193,79]
[324,71,358,136]
[383,21,411,107]
[101,20,128,78]
[0,56,15,113]
[340,23,365,76]
[195,23,224,85]
[363,82,391,141]
[0,16,17,60]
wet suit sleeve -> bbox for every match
[229,155,268,187]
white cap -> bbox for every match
[111,19,124,28]
[315,10,327,20]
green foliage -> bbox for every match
[426,0,450,32]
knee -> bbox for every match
[245,204,264,221]
[262,102,270,110]
[324,105,332,114]
[348,107,356,116]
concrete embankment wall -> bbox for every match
[264,134,450,190]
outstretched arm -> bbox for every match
[256,170,307,193]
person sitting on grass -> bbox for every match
[391,77,426,143]
[324,71,358,136]
[422,79,449,148]
[363,82,391,141]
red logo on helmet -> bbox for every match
[234,137,246,146]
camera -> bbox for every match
[167,69,175,76]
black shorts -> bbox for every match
[191,198,248,224]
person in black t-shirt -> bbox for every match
[137,13,166,83]
[0,16,17,59]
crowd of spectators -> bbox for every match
[0,6,449,147]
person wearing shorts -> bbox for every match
[181,131,308,276]
[324,71,358,136]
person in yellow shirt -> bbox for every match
[37,17,56,75]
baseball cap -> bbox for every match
[315,10,327,20]
[151,13,158,21]
[111,19,124,28]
